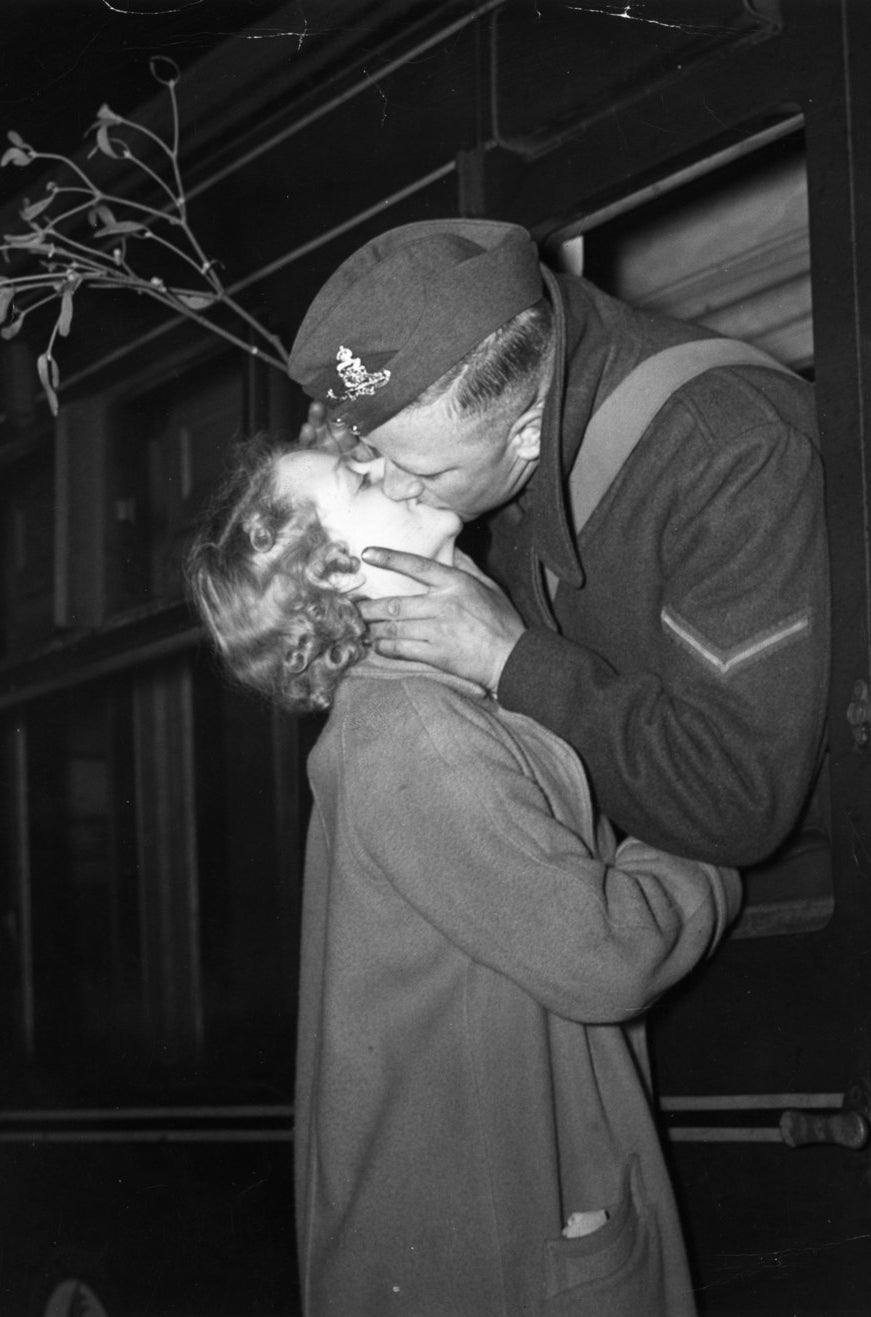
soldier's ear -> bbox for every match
[509,395,545,461]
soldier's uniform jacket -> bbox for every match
[490,271,830,867]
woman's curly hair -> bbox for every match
[185,436,368,713]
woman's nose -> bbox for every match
[382,462,424,501]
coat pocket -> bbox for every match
[542,1157,666,1317]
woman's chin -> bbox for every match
[355,562,419,601]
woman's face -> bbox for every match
[274,449,461,598]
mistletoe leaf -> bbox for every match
[172,289,218,311]
[96,103,124,126]
[2,312,25,340]
[21,194,55,222]
[1,146,32,167]
[95,124,122,159]
[89,203,117,229]
[0,284,15,323]
[3,230,52,251]
[37,351,60,415]
[58,288,74,337]
[93,220,148,236]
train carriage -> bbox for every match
[0,2,869,1312]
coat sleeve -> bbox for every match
[497,385,830,867]
[343,687,741,1024]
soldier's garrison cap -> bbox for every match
[287,218,544,433]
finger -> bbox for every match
[358,596,402,623]
[358,593,438,624]
[366,618,426,643]
[327,422,358,456]
[317,427,355,456]
[370,635,435,663]
[299,401,325,448]
[364,614,443,645]
[361,546,457,586]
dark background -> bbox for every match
[0,0,298,209]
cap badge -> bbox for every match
[326,345,391,402]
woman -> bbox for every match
[186,437,740,1317]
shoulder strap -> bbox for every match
[543,338,796,603]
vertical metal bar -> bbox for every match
[839,0,871,680]
[179,424,193,501]
[179,660,205,1055]
[132,676,155,1037]
[133,662,206,1061]
[153,675,176,1039]
[13,719,35,1057]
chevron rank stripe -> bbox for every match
[661,607,811,676]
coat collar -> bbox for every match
[344,654,489,702]
[524,269,613,590]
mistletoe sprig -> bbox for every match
[0,56,290,416]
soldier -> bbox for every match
[288,218,829,867]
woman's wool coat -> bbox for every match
[294,662,740,1316]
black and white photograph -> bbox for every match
[0,1,867,1314]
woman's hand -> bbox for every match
[298,400,357,455]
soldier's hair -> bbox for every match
[185,437,367,713]
[411,298,554,418]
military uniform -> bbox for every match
[489,270,829,865]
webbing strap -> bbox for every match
[544,338,795,603]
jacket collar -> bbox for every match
[525,269,614,590]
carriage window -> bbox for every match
[2,657,305,1105]
[0,452,56,663]
[553,129,812,374]
[22,680,141,1091]
[106,357,245,616]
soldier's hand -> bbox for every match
[357,547,526,693]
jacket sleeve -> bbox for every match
[497,388,830,867]
[343,687,741,1024]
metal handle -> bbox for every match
[780,1078,871,1150]
[780,1108,870,1150]
[664,1081,871,1148]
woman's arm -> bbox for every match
[344,683,741,1023]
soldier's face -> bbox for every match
[351,388,542,522]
